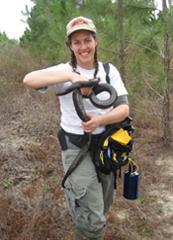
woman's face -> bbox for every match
[69,30,98,69]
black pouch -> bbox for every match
[58,128,68,150]
[91,117,134,174]
[58,128,89,149]
[96,140,132,174]
[65,131,89,148]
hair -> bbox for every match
[67,32,99,78]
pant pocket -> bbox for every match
[98,171,115,213]
[65,177,105,238]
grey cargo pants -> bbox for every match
[61,138,115,239]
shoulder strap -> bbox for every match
[103,62,110,84]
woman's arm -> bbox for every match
[97,104,129,125]
[81,104,129,133]
[23,69,87,89]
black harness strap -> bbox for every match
[61,136,90,188]
[103,62,110,84]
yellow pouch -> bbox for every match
[111,128,131,145]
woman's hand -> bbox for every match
[70,72,87,83]
[70,72,92,96]
[81,104,130,133]
[80,87,92,96]
[81,114,100,132]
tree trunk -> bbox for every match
[117,0,126,83]
[75,0,85,7]
[162,0,171,146]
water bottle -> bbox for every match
[123,164,140,200]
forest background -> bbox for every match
[0,0,173,240]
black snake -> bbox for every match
[56,78,118,187]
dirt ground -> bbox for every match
[0,89,172,240]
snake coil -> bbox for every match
[56,78,118,121]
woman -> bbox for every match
[23,16,129,240]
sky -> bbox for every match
[0,0,34,40]
[0,0,163,40]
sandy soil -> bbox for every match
[0,90,172,240]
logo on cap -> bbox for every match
[71,18,89,27]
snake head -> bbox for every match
[88,78,100,85]
[56,78,100,96]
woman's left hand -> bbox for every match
[81,114,100,132]
[80,87,92,96]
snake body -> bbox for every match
[56,78,118,121]
[56,78,118,188]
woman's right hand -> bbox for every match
[70,72,88,83]
[70,72,92,96]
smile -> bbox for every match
[80,52,89,57]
